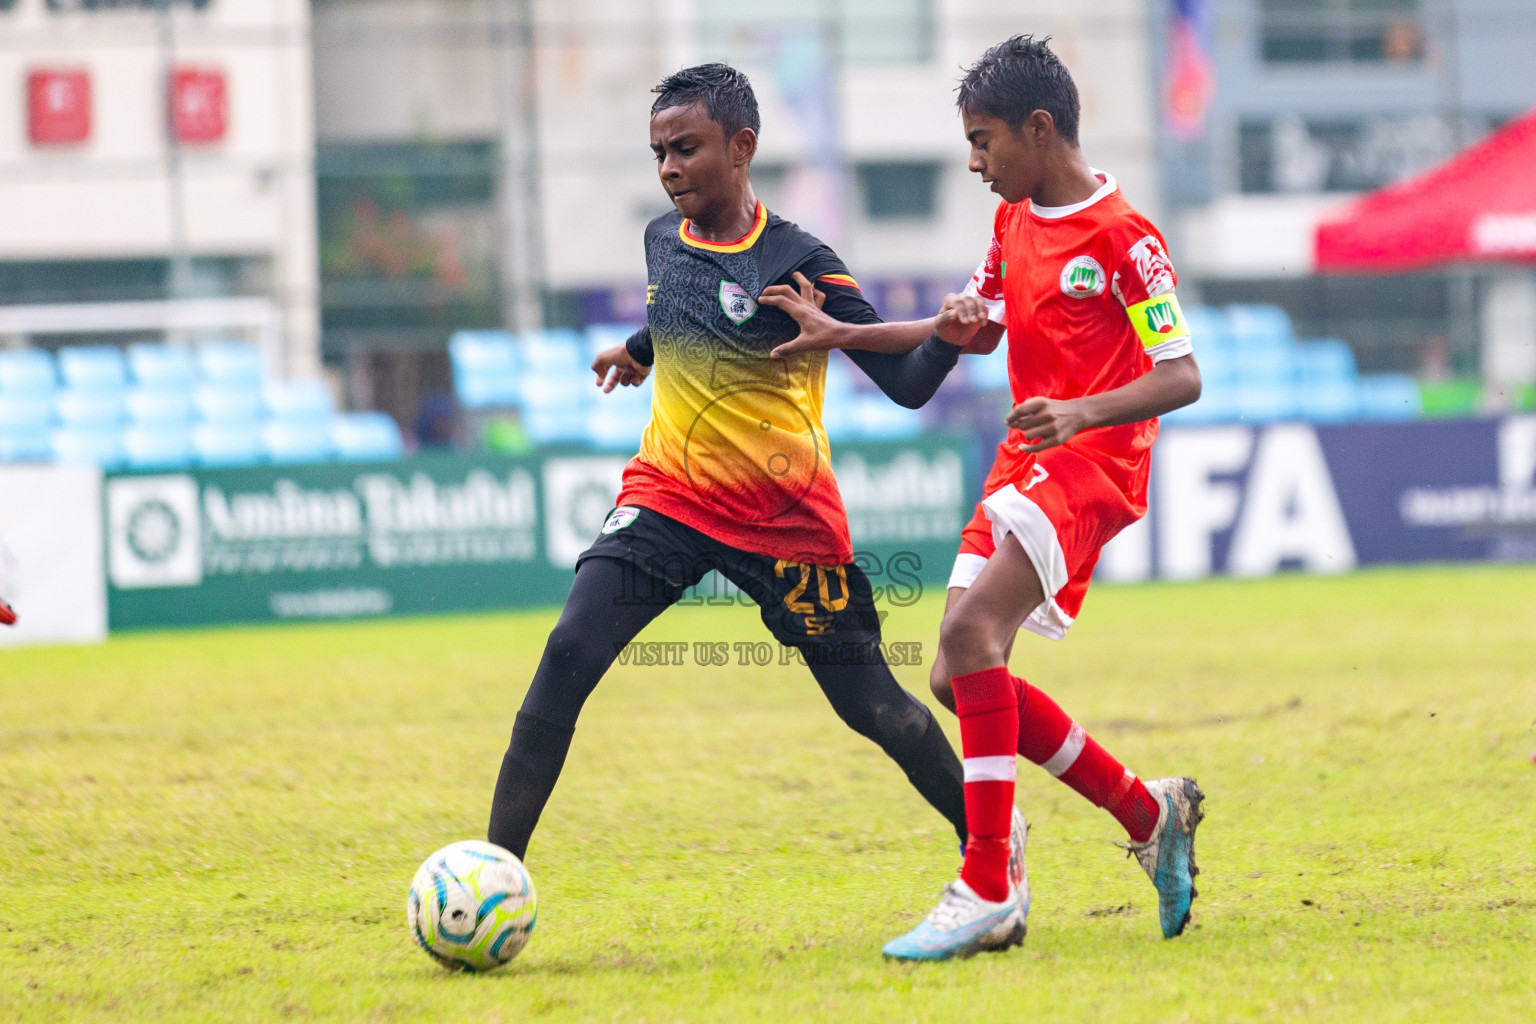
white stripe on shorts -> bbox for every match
[1041,722,1086,777]
[963,755,1018,783]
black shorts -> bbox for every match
[576,504,884,657]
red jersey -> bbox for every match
[963,172,1192,509]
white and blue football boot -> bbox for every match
[1125,776,1205,938]
[1007,805,1030,907]
[882,877,1027,962]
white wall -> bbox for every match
[0,0,320,376]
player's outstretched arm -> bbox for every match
[760,274,991,358]
[1007,354,1202,452]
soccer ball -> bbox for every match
[406,840,537,972]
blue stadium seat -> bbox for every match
[585,375,652,449]
[1355,374,1422,421]
[1233,380,1300,423]
[1233,339,1298,386]
[0,349,57,394]
[1295,340,1358,384]
[262,378,335,422]
[196,341,264,386]
[0,429,52,462]
[457,374,524,410]
[194,383,263,424]
[51,425,124,468]
[57,346,127,394]
[1184,305,1234,353]
[1189,347,1236,400]
[1297,379,1360,423]
[1226,304,1294,347]
[124,385,195,426]
[1164,380,1239,425]
[122,425,194,469]
[192,422,262,466]
[0,394,53,432]
[262,419,334,464]
[520,329,586,374]
[523,405,591,445]
[54,389,125,429]
[449,331,522,410]
[330,412,404,461]
[127,344,197,390]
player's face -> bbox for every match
[962,109,1043,205]
[650,103,751,222]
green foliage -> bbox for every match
[2,566,1533,1021]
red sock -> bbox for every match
[951,667,1020,903]
[1014,678,1160,844]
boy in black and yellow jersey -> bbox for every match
[487,65,1025,886]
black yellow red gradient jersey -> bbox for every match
[616,202,880,565]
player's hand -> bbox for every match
[591,344,651,392]
[1007,396,1088,452]
[758,272,840,359]
[933,293,991,349]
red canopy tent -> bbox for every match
[1314,107,1536,272]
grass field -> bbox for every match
[2,565,1534,1022]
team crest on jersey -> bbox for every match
[719,281,757,324]
[1059,255,1107,299]
[601,506,640,534]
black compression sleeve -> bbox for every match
[844,337,964,410]
[625,326,654,367]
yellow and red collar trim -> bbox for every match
[679,202,768,253]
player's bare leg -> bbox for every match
[883,551,1038,961]
[941,537,1203,938]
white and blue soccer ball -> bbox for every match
[407,840,537,972]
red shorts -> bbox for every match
[949,443,1143,639]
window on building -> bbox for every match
[1260,0,1424,64]
[699,0,934,67]
[855,161,940,220]
[315,141,502,356]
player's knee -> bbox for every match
[543,620,606,679]
[939,613,1008,674]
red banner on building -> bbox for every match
[169,67,227,144]
[28,69,92,146]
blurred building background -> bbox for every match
[308,0,1160,433]
[1157,0,1536,403]
[1,0,1534,453]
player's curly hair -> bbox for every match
[957,35,1080,144]
[652,63,761,142]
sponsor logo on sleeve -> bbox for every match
[1127,235,1176,297]
[719,281,757,324]
[1059,255,1107,299]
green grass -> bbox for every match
[2,565,1534,1022]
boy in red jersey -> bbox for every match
[761,36,1205,960]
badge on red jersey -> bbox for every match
[1059,255,1106,299]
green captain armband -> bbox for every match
[1126,292,1190,350]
